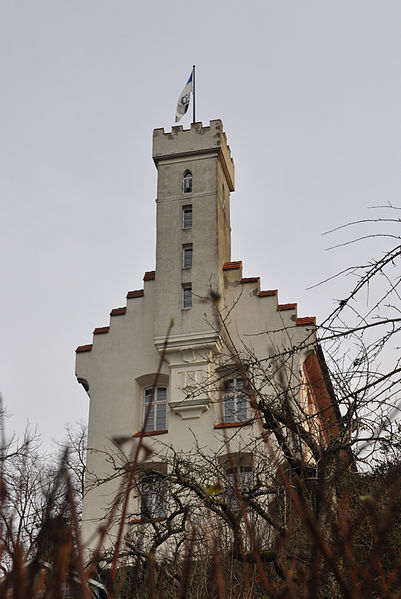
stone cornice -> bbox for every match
[154,331,222,354]
[169,398,211,420]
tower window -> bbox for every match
[223,377,247,423]
[183,206,192,229]
[182,285,192,309]
[183,244,193,269]
[183,171,192,194]
[143,387,167,432]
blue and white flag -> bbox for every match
[175,71,193,122]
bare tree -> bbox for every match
[0,417,87,566]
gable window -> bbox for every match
[183,244,193,269]
[182,285,192,309]
[226,465,253,510]
[183,171,192,194]
[223,377,247,423]
[183,205,192,229]
[143,387,167,432]
[140,473,167,520]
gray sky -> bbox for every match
[1,1,400,447]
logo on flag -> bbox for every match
[175,72,193,122]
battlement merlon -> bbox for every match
[152,119,235,192]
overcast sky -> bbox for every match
[1,1,400,448]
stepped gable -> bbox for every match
[110,307,126,316]
[258,289,277,297]
[76,344,92,353]
[76,269,155,351]
[223,260,316,327]
[127,289,144,299]
[278,303,297,311]
[223,261,242,270]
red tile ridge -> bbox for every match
[241,277,260,284]
[258,290,278,297]
[93,327,110,335]
[143,271,155,281]
[127,289,144,299]
[76,344,93,353]
[277,303,297,311]
[223,261,242,271]
[110,307,126,316]
[296,316,316,326]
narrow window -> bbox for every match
[183,205,192,229]
[183,244,193,269]
[182,285,192,309]
[226,465,253,510]
[143,387,167,432]
[183,171,192,194]
[223,377,247,423]
[140,474,167,520]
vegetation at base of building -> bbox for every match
[2,441,401,598]
[1,207,400,597]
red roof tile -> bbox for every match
[241,277,260,284]
[93,327,110,335]
[126,289,144,299]
[143,271,155,281]
[223,261,242,270]
[110,307,126,316]
[258,290,278,297]
[76,344,93,353]
[277,303,297,311]
[296,316,316,326]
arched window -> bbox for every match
[183,171,192,194]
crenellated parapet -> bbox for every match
[153,120,235,191]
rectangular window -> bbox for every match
[183,244,193,269]
[182,285,192,309]
[183,206,192,229]
[226,465,253,510]
[223,377,247,423]
[140,474,167,520]
[144,387,167,432]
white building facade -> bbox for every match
[75,120,324,547]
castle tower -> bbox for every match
[152,120,234,342]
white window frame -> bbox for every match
[140,473,167,520]
[183,171,192,194]
[143,387,167,432]
[223,377,247,423]
[183,205,192,229]
[182,284,192,309]
[183,244,193,269]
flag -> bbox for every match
[175,71,193,122]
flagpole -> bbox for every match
[192,65,196,123]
